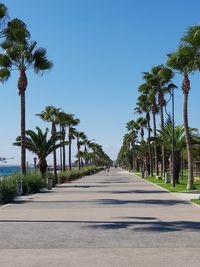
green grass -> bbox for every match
[134,172,141,177]
[134,172,200,192]
[191,199,200,205]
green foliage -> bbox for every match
[145,175,200,192]
[14,127,66,177]
[0,3,7,19]
[58,166,103,183]
[0,176,18,204]
[191,199,200,205]
[9,172,46,194]
[23,173,46,194]
[167,46,198,73]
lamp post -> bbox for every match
[171,87,175,187]
[164,83,177,187]
[33,157,37,172]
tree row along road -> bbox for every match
[0,168,200,267]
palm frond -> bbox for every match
[0,68,10,82]
[33,48,53,73]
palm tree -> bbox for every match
[135,117,147,176]
[0,3,29,40]
[14,127,64,178]
[143,66,174,176]
[135,93,153,176]
[0,31,53,175]
[57,111,73,171]
[36,106,60,179]
[167,45,198,189]
[75,131,87,170]
[126,120,139,171]
[136,117,147,142]
[67,116,80,170]
[2,18,30,41]
[90,142,112,167]
[138,83,159,175]
[157,123,197,184]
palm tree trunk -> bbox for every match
[81,158,83,169]
[69,138,72,171]
[77,137,81,170]
[174,151,181,184]
[18,69,27,176]
[152,112,158,175]
[61,126,66,172]
[59,125,63,172]
[63,141,66,172]
[20,92,26,175]
[160,106,166,176]
[183,90,194,189]
[51,122,57,179]
[147,113,153,176]
[53,150,57,177]
[140,127,145,178]
[159,89,166,176]
[38,158,48,178]
[84,146,88,166]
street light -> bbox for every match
[171,87,175,187]
[165,83,177,187]
[33,157,37,172]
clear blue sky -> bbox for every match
[1,0,200,165]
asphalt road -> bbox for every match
[0,168,200,267]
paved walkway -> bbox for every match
[0,168,200,267]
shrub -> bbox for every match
[57,166,104,184]
[23,173,46,194]
[0,177,18,204]
[58,171,71,183]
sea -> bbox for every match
[0,166,35,177]
[0,166,21,176]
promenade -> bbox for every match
[0,168,200,267]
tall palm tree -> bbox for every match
[57,111,74,171]
[36,106,60,179]
[149,89,159,175]
[67,116,80,170]
[0,2,29,40]
[136,117,147,142]
[138,83,159,175]
[135,117,147,176]
[75,131,87,170]
[167,45,198,189]
[0,31,53,175]
[126,120,139,171]
[81,135,89,167]
[135,93,153,176]
[143,66,174,176]
[14,127,63,178]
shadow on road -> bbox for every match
[106,190,167,194]
[57,185,107,189]
[96,198,189,206]
[86,219,200,232]
[0,218,199,233]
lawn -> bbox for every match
[134,172,200,192]
[191,199,200,205]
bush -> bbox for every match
[0,177,18,204]
[57,166,104,184]
[58,171,71,183]
[23,173,46,194]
